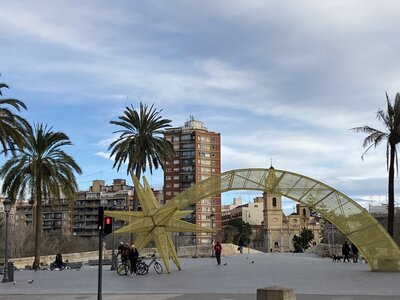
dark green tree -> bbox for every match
[0,80,29,155]
[0,123,82,269]
[108,103,175,211]
[292,228,314,252]
[222,218,251,245]
[351,93,400,237]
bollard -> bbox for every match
[257,285,296,300]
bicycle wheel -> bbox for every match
[137,262,148,275]
[154,262,163,274]
[117,264,129,276]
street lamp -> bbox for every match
[210,212,215,257]
[110,202,117,271]
[2,198,12,283]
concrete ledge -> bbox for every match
[257,285,296,300]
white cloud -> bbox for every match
[2,0,400,205]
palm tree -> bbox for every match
[0,81,29,155]
[0,123,82,268]
[352,92,400,237]
[109,103,175,211]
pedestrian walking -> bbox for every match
[342,241,351,262]
[214,242,222,265]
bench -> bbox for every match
[68,262,83,269]
[88,259,112,266]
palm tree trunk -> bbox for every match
[33,179,42,269]
[387,144,395,237]
[129,165,141,244]
[132,163,142,212]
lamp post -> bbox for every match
[210,212,215,257]
[110,202,117,271]
[2,198,12,283]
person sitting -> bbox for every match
[54,252,64,269]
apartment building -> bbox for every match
[221,197,264,227]
[164,116,221,245]
[15,197,73,237]
[73,179,133,238]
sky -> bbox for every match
[1,0,400,212]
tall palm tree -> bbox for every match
[109,103,175,211]
[352,92,400,237]
[0,81,29,155]
[0,123,82,268]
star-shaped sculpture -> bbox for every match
[105,175,214,273]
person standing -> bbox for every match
[214,242,222,265]
[128,244,139,276]
[351,243,359,263]
[121,243,130,263]
[117,242,125,262]
[342,241,351,263]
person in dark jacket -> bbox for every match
[351,243,359,263]
[214,242,222,265]
[342,241,351,262]
[128,244,139,276]
[120,243,130,263]
[238,239,244,254]
[54,252,64,269]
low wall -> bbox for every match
[9,243,263,269]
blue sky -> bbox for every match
[1,0,400,211]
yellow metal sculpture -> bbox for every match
[108,168,400,272]
[105,175,214,273]
[163,168,400,272]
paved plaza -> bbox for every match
[1,253,400,300]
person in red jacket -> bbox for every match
[214,242,222,265]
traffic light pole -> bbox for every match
[97,207,104,300]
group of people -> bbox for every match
[117,242,139,276]
[342,241,359,263]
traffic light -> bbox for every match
[104,216,113,235]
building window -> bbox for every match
[174,160,179,164]
[303,208,306,216]
[274,242,279,248]
[272,198,277,207]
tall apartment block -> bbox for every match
[164,116,221,245]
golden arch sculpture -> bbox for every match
[163,168,400,272]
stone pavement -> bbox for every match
[1,253,400,300]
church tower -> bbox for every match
[262,165,285,252]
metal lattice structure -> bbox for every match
[105,175,214,273]
[163,168,400,272]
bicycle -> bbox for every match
[139,254,163,275]
[117,259,147,276]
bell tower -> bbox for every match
[262,164,284,252]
